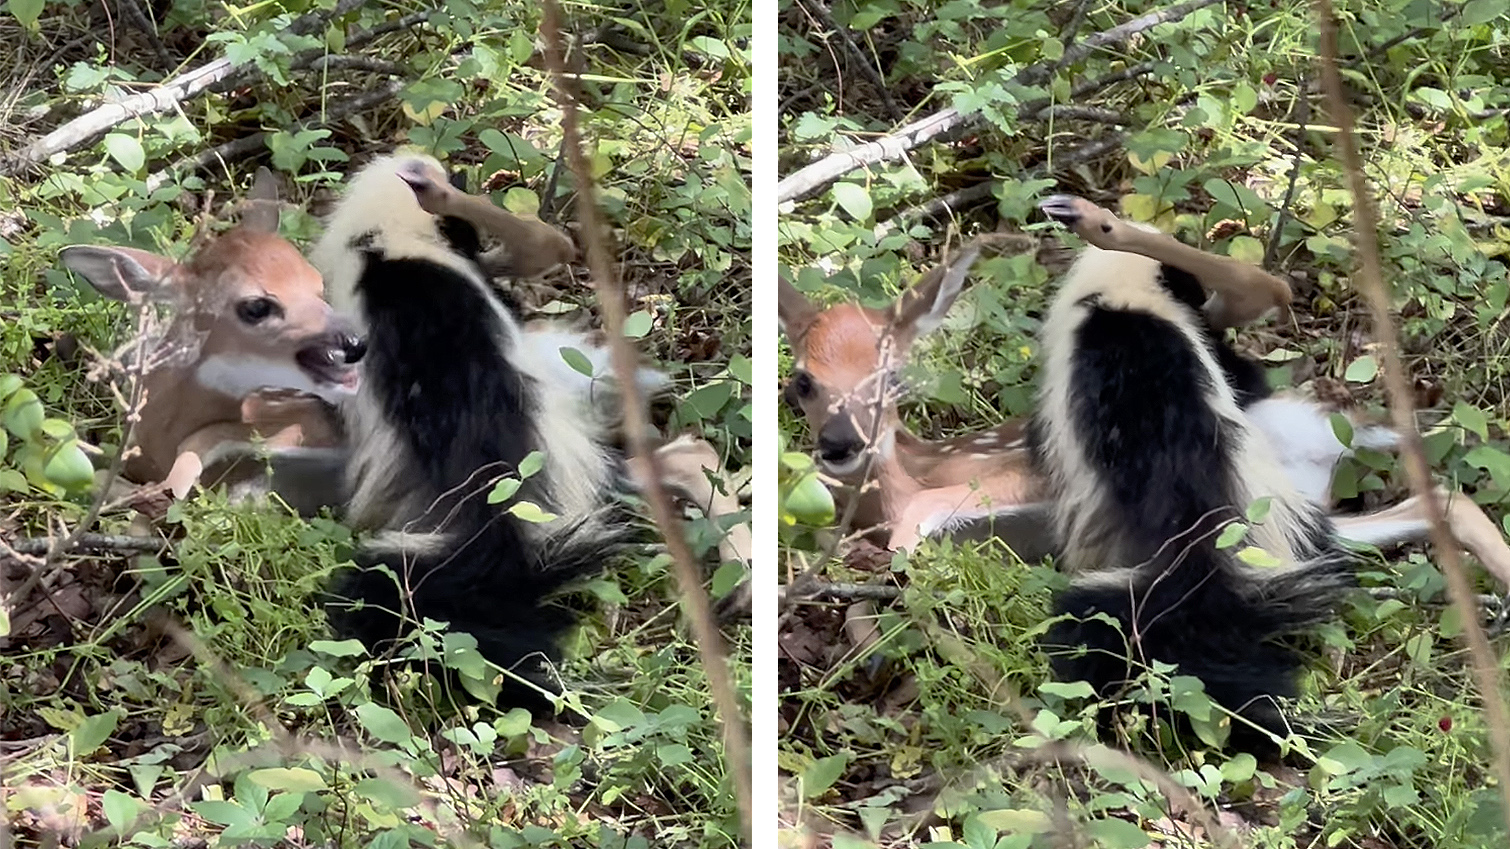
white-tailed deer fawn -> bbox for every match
[780,237,1053,555]
[59,168,365,514]
[780,194,1510,591]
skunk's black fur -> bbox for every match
[1030,243,1356,744]
[313,155,627,710]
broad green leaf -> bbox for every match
[7,0,43,31]
[1330,413,1355,448]
[1462,0,1504,25]
[309,639,366,657]
[247,767,327,792]
[623,310,654,339]
[518,450,545,479]
[1216,522,1248,549]
[1245,496,1273,524]
[975,808,1052,833]
[103,134,146,174]
[5,388,43,439]
[102,789,142,833]
[1344,355,1378,383]
[353,777,422,808]
[783,472,835,526]
[1453,401,1489,441]
[682,381,736,419]
[1237,546,1283,568]
[488,477,521,504]
[1228,235,1264,265]
[508,501,558,523]
[72,709,121,754]
[355,702,412,745]
[0,374,22,400]
[1084,817,1151,848]
[559,346,596,377]
[801,752,851,799]
[832,182,873,222]
[43,441,94,490]
[656,744,694,766]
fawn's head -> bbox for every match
[779,241,988,477]
[60,168,365,404]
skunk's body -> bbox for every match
[311,154,628,708]
[1029,239,1356,740]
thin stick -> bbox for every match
[537,2,752,839]
[3,533,165,557]
[1314,0,1510,827]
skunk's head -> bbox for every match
[310,153,487,317]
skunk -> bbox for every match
[310,153,630,709]
[1030,202,1357,742]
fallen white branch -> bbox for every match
[776,0,1220,203]
[0,0,367,176]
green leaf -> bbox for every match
[6,0,43,30]
[558,346,596,377]
[4,388,43,439]
[43,441,95,490]
[592,698,646,732]
[103,133,146,174]
[192,800,257,830]
[0,374,22,400]
[247,767,327,792]
[623,310,654,339]
[1453,401,1489,441]
[783,472,835,526]
[1463,445,1510,489]
[102,789,142,833]
[508,500,559,523]
[1084,817,1151,848]
[1330,413,1355,448]
[309,639,366,657]
[353,777,422,809]
[1215,522,1248,549]
[1461,0,1504,26]
[1245,496,1273,524]
[832,182,873,222]
[682,381,736,419]
[1038,680,1095,699]
[656,744,694,766]
[518,450,545,479]
[1237,546,1283,568]
[1344,355,1378,383]
[1220,752,1258,783]
[801,752,851,799]
[487,477,521,504]
[355,703,412,745]
[975,808,1052,833]
[72,709,121,754]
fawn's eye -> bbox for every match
[235,297,281,324]
[791,371,816,399]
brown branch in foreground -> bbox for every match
[776,0,1218,203]
[1313,0,1510,828]
[538,2,752,840]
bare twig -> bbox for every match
[1314,0,1510,828]
[777,0,1216,202]
[782,582,901,603]
[1033,104,1127,124]
[3,533,166,557]
[0,0,367,175]
[538,2,751,839]
[1264,79,1310,268]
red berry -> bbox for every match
[1439,716,1453,732]
[1263,73,1278,86]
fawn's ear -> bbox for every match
[778,276,820,341]
[60,245,182,303]
[891,240,986,339]
[239,166,283,234]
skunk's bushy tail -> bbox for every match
[329,510,631,709]
[1047,531,1355,738]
